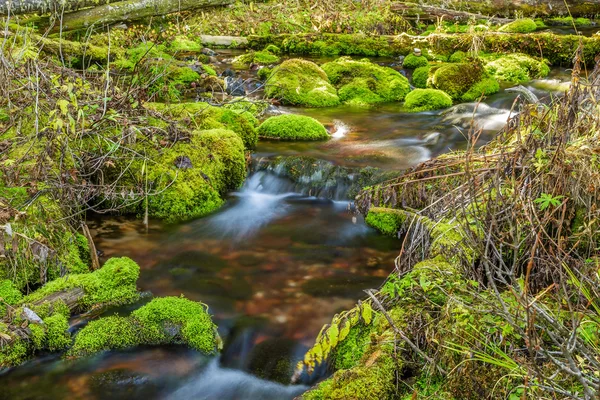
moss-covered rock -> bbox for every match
[426,61,499,101]
[69,296,219,358]
[258,114,329,141]
[448,51,467,63]
[23,257,140,309]
[145,101,258,149]
[411,64,432,88]
[404,88,453,112]
[484,53,550,83]
[365,207,408,236]
[460,77,501,101]
[402,54,428,69]
[322,57,410,106]
[232,46,280,68]
[264,59,340,107]
[498,18,538,33]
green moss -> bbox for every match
[145,129,246,222]
[365,207,408,236]
[404,89,453,112]
[45,314,71,351]
[484,53,550,83]
[264,59,340,107]
[202,64,217,76]
[257,66,272,80]
[448,51,468,63]
[428,62,486,100]
[253,51,280,64]
[168,36,202,53]
[114,42,172,70]
[233,48,280,68]
[258,115,329,141]
[23,257,140,309]
[69,296,218,357]
[498,18,538,33]
[461,77,500,101]
[144,101,258,149]
[0,279,22,317]
[0,339,29,367]
[402,54,429,69]
[548,17,592,26]
[29,323,45,350]
[411,64,432,88]
[264,44,281,54]
[332,324,372,370]
[322,57,410,105]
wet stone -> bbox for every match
[174,156,193,169]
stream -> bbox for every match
[0,55,573,400]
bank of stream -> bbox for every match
[0,53,574,399]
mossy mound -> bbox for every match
[257,114,329,141]
[322,57,410,106]
[411,64,432,88]
[402,54,428,69]
[232,47,280,69]
[143,129,246,222]
[448,51,468,63]
[264,59,340,107]
[498,18,538,33]
[427,61,499,101]
[23,257,140,308]
[144,101,258,149]
[484,53,550,83]
[460,77,501,102]
[404,89,453,112]
[0,280,22,317]
[69,296,219,358]
[167,36,202,53]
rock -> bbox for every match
[174,156,193,169]
[209,56,218,64]
[220,68,235,78]
[22,307,43,324]
[224,76,246,96]
[201,48,217,56]
[413,48,422,57]
[423,132,442,145]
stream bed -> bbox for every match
[0,55,572,400]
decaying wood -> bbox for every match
[32,287,85,311]
[391,2,513,24]
[52,0,234,32]
[80,223,99,271]
[0,0,119,16]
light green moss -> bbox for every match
[404,89,453,112]
[69,296,218,357]
[233,48,280,68]
[23,257,140,309]
[365,207,407,236]
[322,57,410,105]
[498,18,538,33]
[402,54,429,69]
[0,339,28,368]
[428,62,487,100]
[258,115,329,141]
[485,53,550,83]
[0,280,22,317]
[45,314,71,351]
[411,64,432,88]
[264,59,340,107]
[461,77,500,101]
[168,36,202,53]
[448,51,467,63]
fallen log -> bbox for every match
[391,2,513,24]
[0,0,118,16]
[52,0,233,32]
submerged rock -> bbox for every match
[264,59,340,107]
[224,76,246,96]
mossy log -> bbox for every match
[53,0,233,32]
[0,0,119,15]
[401,0,600,18]
[246,32,600,66]
[390,2,513,24]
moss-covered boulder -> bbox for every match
[404,89,453,112]
[145,101,258,149]
[402,54,428,69]
[484,53,550,83]
[233,46,281,68]
[144,128,246,222]
[23,257,140,309]
[69,296,219,358]
[322,57,410,106]
[427,61,499,101]
[258,114,329,141]
[411,64,432,89]
[264,59,340,107]
[498,18,538,33]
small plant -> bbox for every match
[534,193,564,211]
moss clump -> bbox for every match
[145,129,246,222]
[258,115,329,141]
[322,57,410,105]
[168,36,202,53]
[257,66,272,80]
[233,47,280,68]
[265,59,340,107]
[23,257,140,309]
[264,44,281,54]
[498,18,538,33]
[365,207,408,236]
[428,61,498,100]
[144,101,258,149]
[485,53,550,83]
[402,54,429,69]
[69,296,218,357]
[461,77,500,101]
[0,280,22,317]
[404,89,453,112]
[411,64,432,88]
[448,51,468,63]
[45,314,71,351]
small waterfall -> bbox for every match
[165,359,307,400]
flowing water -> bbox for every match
[0,55,573,400]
